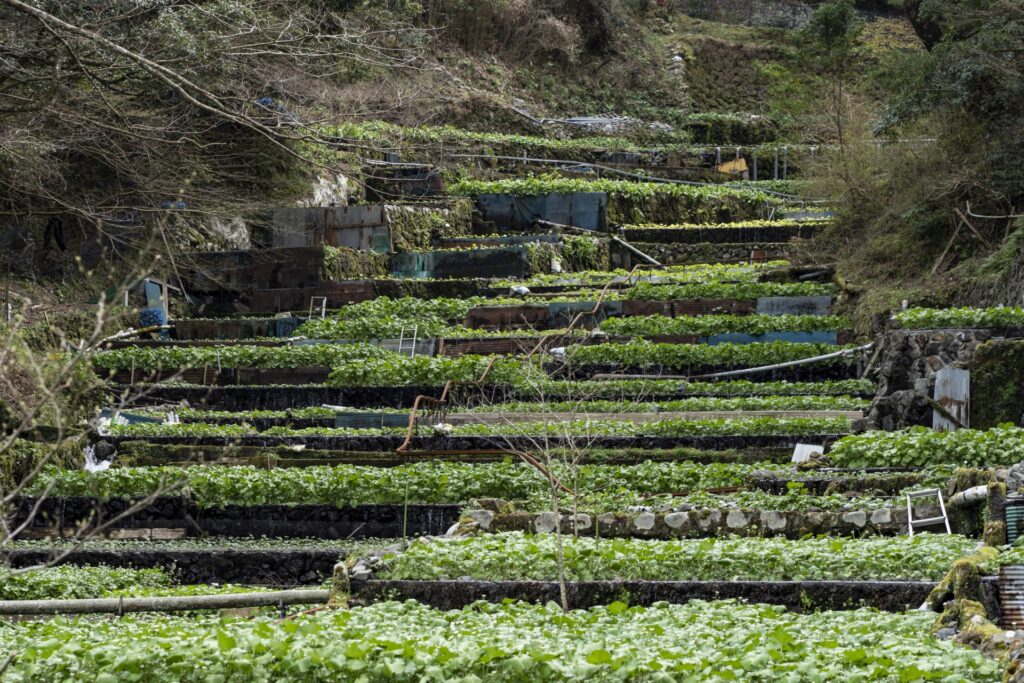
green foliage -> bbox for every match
[829,426,1024,468]
[31,460,791,508]
[540,379,874,398]
[322,246,389,280]
[382,532,977,582]
[506,261,791,289]
[451,174,782,223]
[444,416,851,438]
[894,307,1024,329]
[326,353,541,387]
[450,174,779,204]
[623,281,834,300]
[600,314,849,337]
[621,218,826,231]
[295,296,478,341]
[969,339,1024,430]
[109,416,849,440]
[93,343,391,371]
[329,120,690,156]
[798,0,864,81]
[0,601,999,681]
[0,565,170,600]
[480,395,869,413]
[566,340,853,370]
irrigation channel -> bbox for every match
[5,129,1024,681]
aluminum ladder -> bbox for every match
[906,489,951,536]
[397,326,418,357]
[308,296,327,319]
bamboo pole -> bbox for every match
[0,589,330,615]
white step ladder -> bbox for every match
[397,326,418,357]
[906,489,951,536]
[308,296,327,319]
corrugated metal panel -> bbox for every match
[756,295,833,316]
[271,207,391,252]
[1000,564,1024,629]
[1006,502,1024,545]
[933,367,970,431]
[475,192,607,232]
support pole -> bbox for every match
[0,589,331,616]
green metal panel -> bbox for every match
[1006,504,1024,544]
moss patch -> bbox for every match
[323,247,389,280]
[926,547,998,612]
[386,201,473,253]
[969,339,1024,429]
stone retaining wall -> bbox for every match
[625,241,788,266]
[466,504,945,539]
[862,327,1024,430]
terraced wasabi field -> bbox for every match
[3,121,1022,682]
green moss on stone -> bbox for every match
[969,339,1024,429]
[927,547,998,611]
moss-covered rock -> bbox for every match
[970,339,1024,429]
[927,547,999,612]
[323,246,389,280]
[386,201,473,252]
[984,520,1007,547]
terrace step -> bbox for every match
[443,410,862,424]
[350,578,936,614]
[2,545,348,586]
[105,433,848,453]
[11,498,460,541]
[113,443,792,467]
[118,384,874,412]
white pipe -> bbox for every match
[948,485,988,509]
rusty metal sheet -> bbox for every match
[933,366,970,431]
[440,337,544,357]
[670,299,756,316]
[243,280,376,313]
[464,305,550,330]
[620,300,671,317]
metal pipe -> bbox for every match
[589,343,873,381]
[0,589,330,616]
[610,236,662,266]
